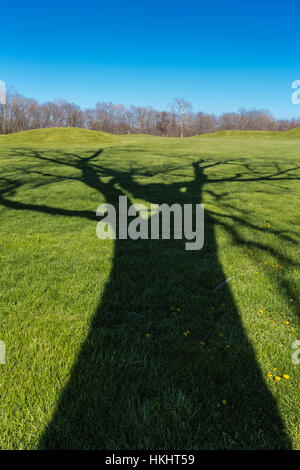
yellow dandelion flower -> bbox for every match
[259,309,264,314]
[283,374,290,380]
[200,341,205,345]
[267,373,273,378]
[145,333,151,338]
[273,367,277,371]
[275,376,281,381]
[222,400,227,405]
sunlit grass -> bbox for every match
[0,128,299,449]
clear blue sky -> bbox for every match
[1,0,300,118]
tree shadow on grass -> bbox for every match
[1,148,297,449]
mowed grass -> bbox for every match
[0,128,299,449]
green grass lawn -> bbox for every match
[0,127,299,449]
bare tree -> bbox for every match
[155,111,169,136]
[172,98,192,137]
[194,112,217,135]
[1,88,299,136]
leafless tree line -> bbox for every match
[1,92,299,137]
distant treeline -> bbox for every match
[1,93,299,137]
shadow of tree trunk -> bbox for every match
[37,156,290,450]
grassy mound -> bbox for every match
[1,126,300,146]
[198,130,280,138]
[197,127,300,139]
[279,126,300,138]
[0,127,116,146]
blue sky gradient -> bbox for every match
[1,0,300,118]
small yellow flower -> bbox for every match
[283,374,290,380]
[145,333,151,338]
[267,373,272,378]
[273,367,277,371]
[222,400,227,405]
[285,320,290,325]
[259,309,264,314]
[200,341,205,345]
[275,376,281,381]
[267,224,271,228]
